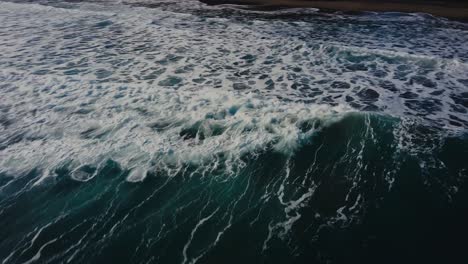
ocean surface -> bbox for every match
[0,0,468,263]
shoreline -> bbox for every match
[200,1,468,21]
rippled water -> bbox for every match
[0,1,467,263]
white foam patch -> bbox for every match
[0,0,467,181]
[0,68,349,182]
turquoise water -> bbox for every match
[0,1,467,263]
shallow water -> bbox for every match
[0,1,467,263]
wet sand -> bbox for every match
[201,0,468,20]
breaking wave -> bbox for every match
[0,1,467,263]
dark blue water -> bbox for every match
[0,1,467,263]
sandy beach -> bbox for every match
[201,0,468,20]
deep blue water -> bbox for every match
[0,1,467,263]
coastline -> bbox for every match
[200,0,468,21]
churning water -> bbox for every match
[0,0,467,263]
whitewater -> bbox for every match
[0,1,467,263]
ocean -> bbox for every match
[0,0,467,263]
